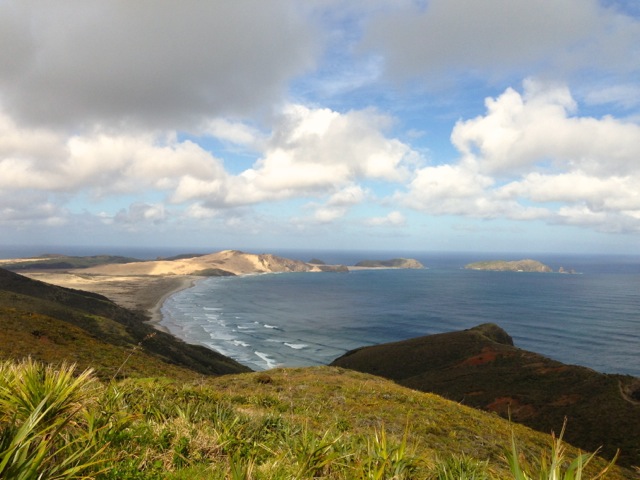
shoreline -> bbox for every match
[147,275,201,331]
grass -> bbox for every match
[0,360,635,480]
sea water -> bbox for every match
[160,252,640,375]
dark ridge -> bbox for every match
[331,323,640,467]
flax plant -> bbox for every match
[506,421,618,480]
[0,359,107,479]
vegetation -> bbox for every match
[332,323,640,468]
[353,258,424,269]
[463,260,552,272]
[0,254,143,270]
[0,360,632,479]
[0,267,250,378]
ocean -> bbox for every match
[159,252,640,376]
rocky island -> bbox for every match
[352,258,425,269]
[464,259,553,272]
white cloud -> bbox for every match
[451,80,640,177]
[308,184,367,223]
[364,211,406,227]
[201,119,265,149]
[193,104,416,207]
[400,81,640,232]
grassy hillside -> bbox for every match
[331,323,640,469]
[0,360,633,479]
[0,267,250,378]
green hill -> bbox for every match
[0,267,250,379]
[331,323,640,468]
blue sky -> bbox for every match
[1,0,639,254]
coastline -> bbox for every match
[21,271,201,333]
[147,275,200,331]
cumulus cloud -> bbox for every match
[309,184,366,223]
[400,80,640,232]
[0,117,228,198]
[192,104,416,207]
[364,211,406,227]
[451,80,640,177]
[0,99,418,228]
[0,1,318,130]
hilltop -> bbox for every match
[331,323,640,468]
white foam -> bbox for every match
[284,343,308,350]
[254,351,279,369]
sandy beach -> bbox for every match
[23,271,199,331]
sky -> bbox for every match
[1,0,640,255]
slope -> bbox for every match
[331,323,640,468]
[0,267,250,379]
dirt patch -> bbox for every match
[458,347,499,366]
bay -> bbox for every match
[160,252,640,376]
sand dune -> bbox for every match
[81,250,326,276]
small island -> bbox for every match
[464,259,552,273]
[353,258,425,269]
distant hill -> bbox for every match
[331,323,640,468]
[464,259,552,272]
[354,258,424,269]
[0,254,143,270]
[0,267,251,379]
